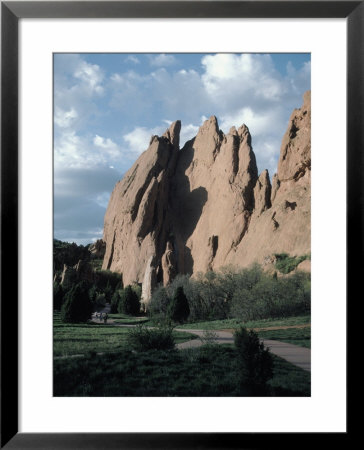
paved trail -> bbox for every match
[175,328,311,372]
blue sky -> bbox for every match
[54,53,310,245]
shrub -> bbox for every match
[169,286,190,323]
[230,269,311,321]
[127,325,175,351]
[118,285,140,315]
[274,253,310,274]
[234,327,273,394]
[61,281,93,323]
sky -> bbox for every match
[54,53,310,245]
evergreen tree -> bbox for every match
[169,286,190,323]
[111,290,121,314]
[118,285,140,315]
[104,281,113,303]
[53,282,64,310]
[234,327,273,394]
[88,284,98,304]
[61,281,93,323]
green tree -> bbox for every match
[118,285,140,315]
[111,290,121,314]
[104,281,113,303]
[53,282,64,310]
[88,284,98,304]
[61,281,93,323]
[169,286,190,323]
[234,327,273,394]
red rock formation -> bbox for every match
[102,93,311,303]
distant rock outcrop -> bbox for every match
[89,239,106,259]
[60,260,95,286]
[102,92,311,304]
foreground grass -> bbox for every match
[54,345,310,397]
[54,313,196,357]
[268,355,311,395]
[258,327,311,348]
[178,315,311,331]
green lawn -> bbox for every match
[54,312,196,357]
[54,345,310,397]
[107,313,149,325]
[268,355,311,395]
[258,327,311,348]
[177,315,311,330]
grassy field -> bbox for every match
[178,315,310,330]
[54,313,196,357]
[54,345,310,397]
[258,327,311,348]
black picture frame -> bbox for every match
[1,1,359,448]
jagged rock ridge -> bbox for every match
[102,92,311,303]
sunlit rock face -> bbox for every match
[102,92,311,304]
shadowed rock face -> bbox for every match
[102,92,311,303]
[89,239,106,259]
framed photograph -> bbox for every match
[1,1,359,448]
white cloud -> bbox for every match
[53,55,106,137]
[149,54,177,67]
[251,136,282,176]
[54,130,85,168]
[202,53,255,80]
[201,53,283,108]
[220,106,283,137]
[110,73,122,83]
[180,123,200,147]
[286,60,311,95]
[126,55,140,64]
[54,107,78,128]
[123,125,164,155]
[93,135,120,158]
[55,130,124,171]
[95,192,112,208]
[121,120,200,154]
[54,166,122,244]
[74,60,104,95]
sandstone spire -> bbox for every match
[278,90,311,182]
[162,120,181,149]
[102,121,181,293]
